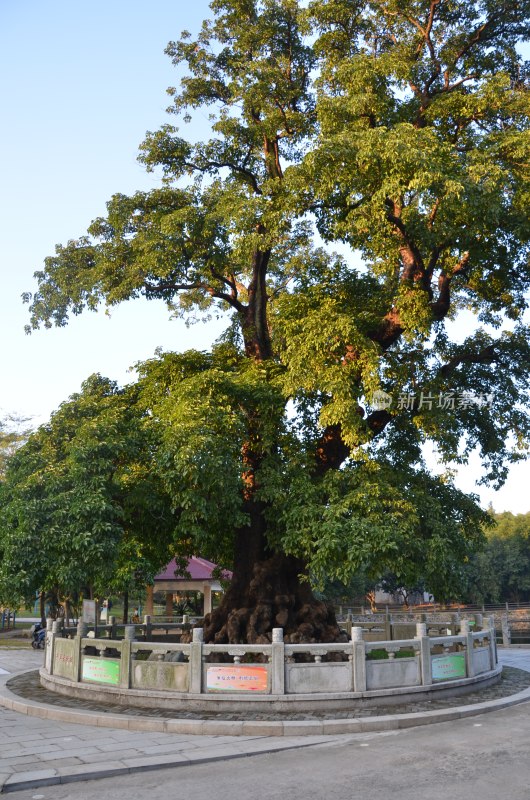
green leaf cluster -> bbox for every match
[0,377,175,606]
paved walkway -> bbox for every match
[0,648,528,794]
[496,648,530,671]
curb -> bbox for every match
[1,667,529,737]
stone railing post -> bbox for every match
[119,626,135,689]
[51,619,62,665]
[190,627,203,694]
[415,623,432,686]
[351,626,366,692]
[73,621,87,682]
[459,619,470,634]
[474,613,483,630]
[45,619,55,674]
[460,620,474,678]
[488,615,498,667]
[501,614,511,647]
[271,627,285,694]
[124,624,136,641]
[143,614,152,642]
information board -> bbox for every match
[82,657,120,685]
[206,665,268,692]
[82,600,96,624]
[432,653,466,681]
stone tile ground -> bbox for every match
[0,648,528,794]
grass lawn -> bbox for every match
[0,640,32,648]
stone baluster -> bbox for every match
[415,622,432,686]
[119,625,135,689]
[460,620,473,678]
[501,614,511,647]
[459,619,470,634]
[488,615,497,668]
[143,614,152,642]
[351,626,366,692]
[271,628,285,694]
[124,625,136,641]
[189,628,203,694]
[45,618,55,674]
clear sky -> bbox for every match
[0,0,528,513]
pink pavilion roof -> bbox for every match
[154,556,232,583]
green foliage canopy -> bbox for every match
[463,511,530,603]
[0,376,175,606]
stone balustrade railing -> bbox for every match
[60,614,203,641]
[43,618,498,698]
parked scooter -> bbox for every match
[31,622,46,649]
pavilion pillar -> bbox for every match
[165,592,174,618]
[145,584,154,616]
[203,584,212,616]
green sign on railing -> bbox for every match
[432,653,466,681]
[82,657,120,685]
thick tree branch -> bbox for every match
[314,409,394,475]
[385,198,429,289]
[144,278,246,313]
[440,344,498,377]
[431,252,470,320]
[182,159,262,195]
[315,424,350,474]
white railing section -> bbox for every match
[43,617,498,697]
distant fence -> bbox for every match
[335,602,530,615]
[335,608,530,647]
[0,610,16,631]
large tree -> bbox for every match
[24,0,530,643]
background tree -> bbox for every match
[0,376,175,618]
[464,511,530,603]
[0,414,32,480]
[22,0,530,643]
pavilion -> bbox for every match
[145,556,232,617]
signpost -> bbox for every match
[82,600,96,624]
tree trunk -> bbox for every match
[205,308,343,645]
[122,591,129,625]
[202,511,344,644]
[62,599,70,628]
[39,591,46,626]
